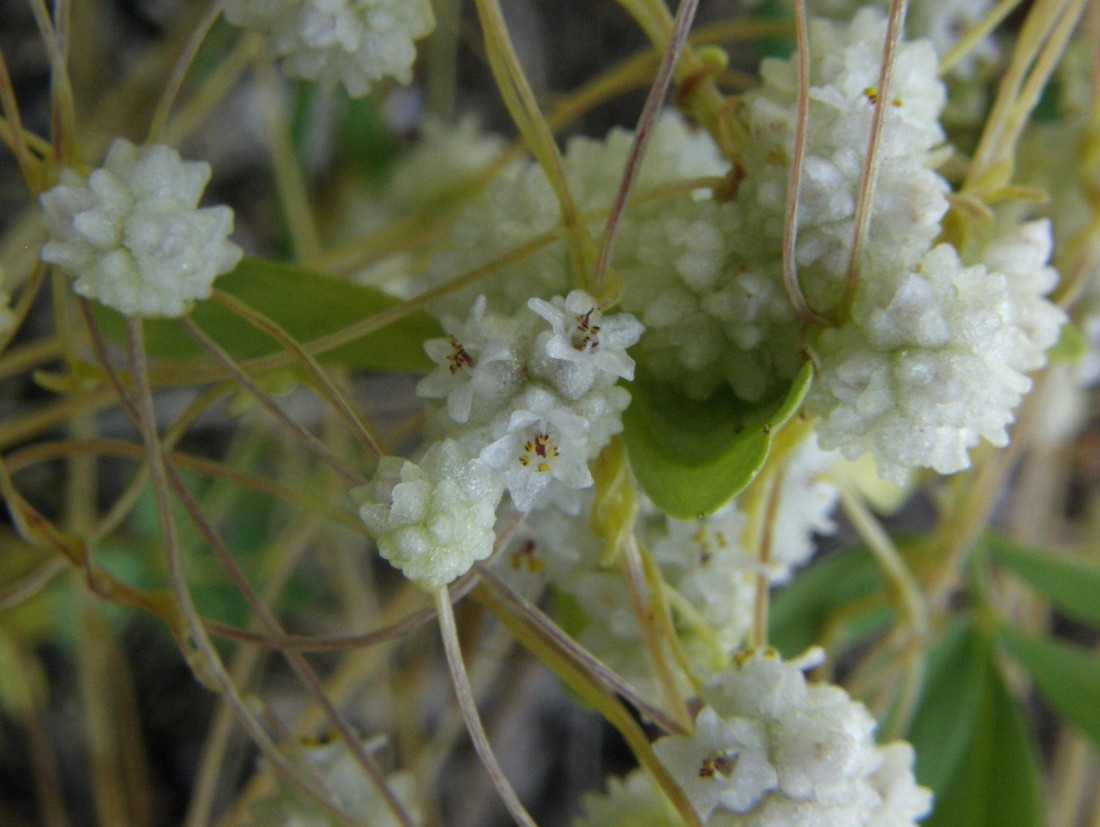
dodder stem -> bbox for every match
[435,588,538,827]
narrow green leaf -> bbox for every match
[769,543,890,657]
[93,258,441,373]
[986,534,1100,628]
[1001,626,1100,752]
[622,362,812,518]
[905,620,989,797]
[925,651,1045,827]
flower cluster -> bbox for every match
[492,436,840,693]
[652,649,932,826]
[223,0,435,98]
[809,222,1065,482]
[39,139,241,318]
[610,9,951,403]
[422,113,727,321]
[357,290,643,589]
[357,439,502,591]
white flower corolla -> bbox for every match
[223,0,434,97]
[248,738,422,827]
[809,222,1065,482]
[417,297,524,424]
[654,649,931,826]
[573,768,684,827]
[480,387,593,512]
[356,439,502,591]
[653,706,777,821]
[39,139,241,318]
[528,290,644,399]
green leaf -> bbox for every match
[905,621,990,797]
[93,258,441,373]
[622,362,812,518]
[769,543,891,657]
[986,534,1100,628]
[1001,626,1100,752]
[925,648,1045,827]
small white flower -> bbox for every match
[223,0,435,97]
[480,387,592,511]
[651,648,931,825]
[39,139,241,318]
[417,297,523,424]
[653,706,777,820]
[356,439,502,591]
[528,290,644,399]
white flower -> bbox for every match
[417,296,524,424]
[653,649,932,825]
[653,706,777,821]
[528,290,644,399]
[356,439,502,591]
[39,139,241,318]
[480,387,593,512]
[223,0,435,97]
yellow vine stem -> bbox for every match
[837,484,929,740]
[178,316,367,486]
[472,0,597,292]
[254,54,323,261]
[211,289,383,456]
[0,49,43,193]
[146,0,226,144]
[124,317,370,826]
[27,0,78,167]
[1054,0,1100,307]
[472,572,703,827]
[475,564,685,734]
[782,0,828,327]
[184,512,326,827]
[7,642,71,827]
[589,437,691,724]
[146,177,725,389]
[839,0,908,320]
[162,34,258,147]
[0,453,165,618]
[613,0,746,162]
[309,18,783,281]
[167,456,418,827]
[751,467,785,651]
[938,0,1024,76]
[638,542,707,697]
[961,0,1088,216]
[0,554,67,613]
[0,264,52,360]
[591,0,702,304]
[435,589,539,827]
[622,536,694,732]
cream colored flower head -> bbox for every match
[40,139,241,318]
